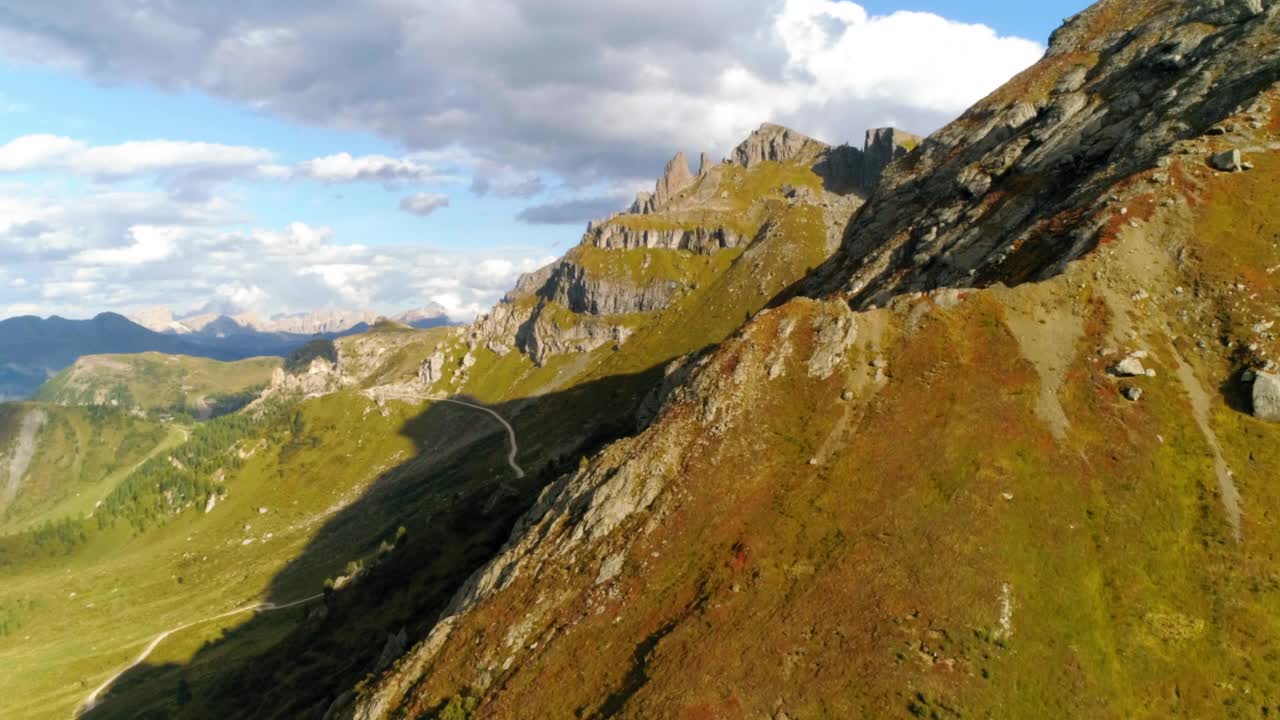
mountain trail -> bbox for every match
[76,594,324,716]
[434,399,525,479]
[362,386,525,479]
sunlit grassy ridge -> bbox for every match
[0,404,171,534]
[36,353,281,418]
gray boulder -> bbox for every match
[1211,149,1244,172]
[1110,356,1147,377]
[1254,372,1280,421]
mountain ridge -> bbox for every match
[128,304,451,336]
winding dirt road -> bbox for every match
[77,594,323,716]
[76,396,521,716]
[435,398,525,479]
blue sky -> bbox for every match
[0,0,1086,320]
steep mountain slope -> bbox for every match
[335,2,1280,718]
[46,126,918,720]
[36,353,281,418]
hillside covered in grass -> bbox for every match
[0,403,174,536]
[36,353,282,419]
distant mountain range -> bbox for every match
[0,304,452,400]
[128,304,450,336]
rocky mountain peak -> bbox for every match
[733,122,830,168]
[862,127,921,187]
[731,122,921,195]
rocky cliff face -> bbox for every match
[515,305,633,367]
[732,122,832,167]
[586,223,745,254]
[733,122,921,195]
[539,261,680,316]
[652,152,695,209]
[631,151,702,215]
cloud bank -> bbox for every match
[0,186,553,320]
[0,0,1044,182]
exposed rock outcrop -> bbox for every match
[862,127,920,189]
[267,358,344,398]
[628,191,654,215]
[516,305,632,367]
[734,122,921,195]
[587,223,746,254]
[631,152,707,214]
[733,123,831,167]
[540,261,680,315]
[1197,0,1265,24]
[470,303,532,357]
[653,152,696,208]
[419,350,447,384]
[1,407,47,511]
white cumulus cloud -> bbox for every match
[0,135,274,177]
[399,192,450,216]
[0,184,553,321]
[75,225,183,266]
[296,153,449,184]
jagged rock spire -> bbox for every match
[652,151,695,208]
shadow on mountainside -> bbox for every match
[82,363,669,720]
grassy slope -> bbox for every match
[0,404,173,533]
[36,353,281,417]
[380,95,1280,718]
[0,391,450,719]
[400,249,1280,719]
